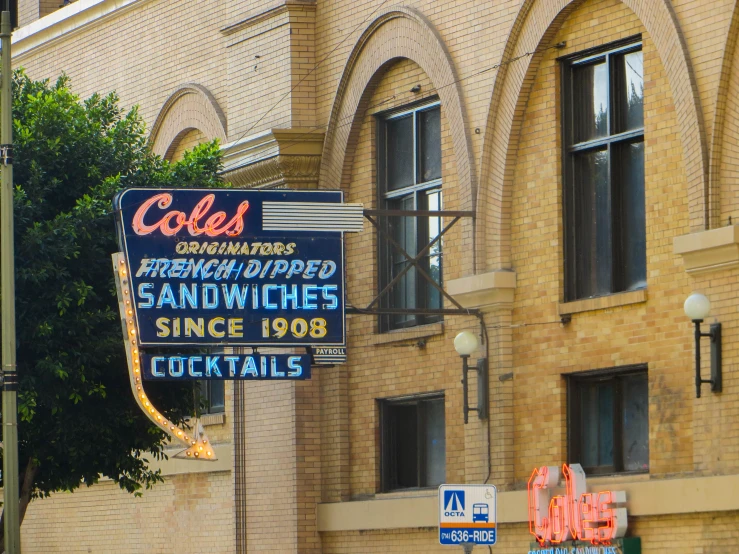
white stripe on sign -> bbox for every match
[263,202,364,232]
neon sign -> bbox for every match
[132,193,250,237]
[112,190,362,461]
[114,188,346,347]
[528,464,626,546]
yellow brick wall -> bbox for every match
[223,8,294,138]
[39,0,60,19]
[510,0,696,483]
[18,0,37,28]
[170,128,207,162]
[21,472,235,553]
[15,0,233,141]
[10,0,739,552]
[334,56,476,500]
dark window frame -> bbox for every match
[566,364,649,476]
[561,36,645,302]
[379,392,446,492]
[8,0,17,30]
[376,99,443,332]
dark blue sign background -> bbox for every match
[115,188,345,347]
[141,353,311,380]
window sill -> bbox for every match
[585,471,650,485]
[559,289,647,316]
[199,413,225,426]
[374,488,439,500]
[369,322,444,346]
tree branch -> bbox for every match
[19,457,38,525]
[0,457,38,553]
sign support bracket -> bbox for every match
[351,209,480,319]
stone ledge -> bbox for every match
[673,225,739,274]
[369,322,444,346]
[200,413,226,427]
[446,270,516,310]
[317,473,739,532]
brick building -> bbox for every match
[9,0,739,552]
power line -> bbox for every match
[111,35,565,216]
[218,0,394,163]
[220,41,565,174]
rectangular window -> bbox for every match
[562,39,645,301]
[379,393,445,491]
[198,380,225,414]
[377,101,443,331]
[567,366,649,475]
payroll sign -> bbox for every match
[114,188,349,347]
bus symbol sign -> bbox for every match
[473,503,489,523]
[439,484,497,546]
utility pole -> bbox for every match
[1,5,20,553]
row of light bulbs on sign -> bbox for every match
[118,259,215,460]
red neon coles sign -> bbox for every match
[528,464,627,546]
[132,193,250,237]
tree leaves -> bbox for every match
[0,70,224,501]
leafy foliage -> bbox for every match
[2,71,225,498]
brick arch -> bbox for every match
[149,84,227,160]
[318,6,476,212]
[711,3,739,228]
[478,0,708,271]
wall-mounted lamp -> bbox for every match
[684,293,722,398]
[453,331,488,423]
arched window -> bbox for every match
[377,100,443,331]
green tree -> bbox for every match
[0,70,224,538]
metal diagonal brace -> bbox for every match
[364,210,470,311]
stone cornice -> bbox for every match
[674,225,739,274]
[13,0,149,59]
[220,0,316,37]
[317,473,739,531]
[220,128,324,189]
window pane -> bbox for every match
[388,196,417,327]
[597,383,614,467]
[419,108,441,182]
[580,381,614,469]
[198,381,225,414]
[424,399,446,487]
[615,141,646,291]
[622,374,649,472]
[573,149,610,298]
[209,381,225,413]
[580,382,600,469]
[394,404,418,488]
[386,115,414,191]
[573,61,609,143]
[619,51,643,132]
[425,190,443,310]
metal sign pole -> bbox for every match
[462,543,474,554]
[0,7,20,553]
